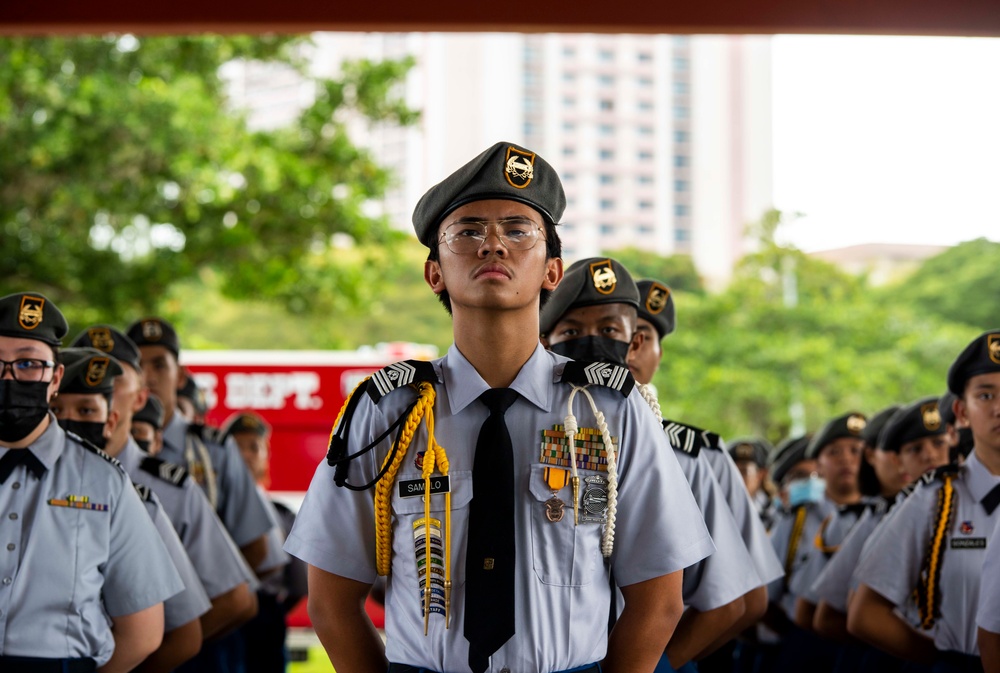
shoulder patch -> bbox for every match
[64,430,126,474]
[133,482,153,502]
[661,419,720,457]
[366,360,439,403]
[140,456,189,487]
[560,361,635,397]
[186,423,216,443]
[925,463,961,485]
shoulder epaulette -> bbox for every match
[925,463,961,485]
[559,361,635,397]
[186,423,217,443]
[133,482,153,502]
[64,430,126,474]
[366,360,439,403]
[139,456,189,487]
[661,419,720,457]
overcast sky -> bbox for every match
[771,35,1000,252]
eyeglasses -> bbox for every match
[0,358,56,382]
[438,218,544,255]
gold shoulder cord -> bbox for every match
[784,505,808,590]
[328,380,452,632]
[814,515,839,555]
[916,474,956,630]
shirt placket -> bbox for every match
[0,464,28,642]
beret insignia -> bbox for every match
[645,283,669,315]
[142,320,163,341]
[990,334,1000,365]
[589,260,617,295]
[847,414,867,434]
[18,295,45,330]
[85,357,110,387]
[921,402,942,431]
[87,327,115,352]
[504,146,535,189]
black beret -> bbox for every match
[71,325,142,373]
[411,142,566,247]
[878,396,946,453]
[0,292,68,347]
[635,280,676,339]
[861,405,901,447]
[177,375,208,415]
[769,434,812,485]
[58,347,124,396]
[938,391,958,427]
[126,317,180,358]
[805,412,868,459]
[220,411,271,442]
[134,394,165,430]
[539,257,639,335]
[947,329,1000,396]
[728,437,773,468]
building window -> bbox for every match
[638,51,653,62]
[563,72,576,83]
[638,99,654,111]
[637,174,654,185]
[599,123,614,136]
[563,172,576,181]
[674,106,689,119]
[599,99,614,111]
[598,49,614,62]
[599,223,614,235]
[638,125,653,136]
[598,74,614,86]
[674,130,690,143]
[638,150,653,161]
[600,199,615,211]
[673,57,689,70]
[599,174,614,185]
[524,97,539,112]
[639,200,653,210]
[637,76,653,87]
[524,122,536,136]
[638,224,655,234]
[674,204,690,216]
[673,81,689,95]
[563,96,576,108]
[675,228,691,242]
[524,71,538,87]
[674,155,689,167]
[599,148,615,160]
[673,36,690,47]
[563,46,576,57]
[563,146,576,157]
[563,121,576,132]
[674,180,688,192]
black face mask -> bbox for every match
[0,380,52,443]
[548,336,631,368]
[134,438,152,454]
[955,427,975,461]
[58,419,108,449]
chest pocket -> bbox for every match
[392,470,473,586]
[527,463,602,586]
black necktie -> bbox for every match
[0,449,46,484]
[465,388,518,673]
[983,483,1000,515]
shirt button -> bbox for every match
[6,543,13,551]
[7,513,16,521]
[2,577,11,585]
[11,482,19,490]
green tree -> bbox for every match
[877,238,1000,330]
[0,35,418,328]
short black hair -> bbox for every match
[426,219,563,315]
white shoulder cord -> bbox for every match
[637,383,663,425]
[565,384,619,558]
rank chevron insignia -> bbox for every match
[661,419,721,457]
[560,361,635,396]
[366,360,438,402]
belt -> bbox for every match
[0,656,97,673]
[389,664,601,673]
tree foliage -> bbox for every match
[602,247,704,294]
[0,35,417,328]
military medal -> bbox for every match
[545,497,566,522]
[541,466,568,522]
[581,475,609,524]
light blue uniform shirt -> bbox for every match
[977,515,1000,633]
[138,487,212,630]
[0,418,181,664]
[287,344,713,673]
[791,500,868,605]
[701,447,785,586]
[119,437,256,598]
[855,451,1000,655]
[162,414,272,548]
[767,496,837,618]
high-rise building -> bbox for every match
[225,32,773,285]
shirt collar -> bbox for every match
[117,436,143,473]
[162,412,187,452]
[442,342,557,416]
[2,412,69,471]
[964,450,1000,504]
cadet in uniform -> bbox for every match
[848,330,1000,672]
[727,437,776,528]
[132,394,166,455]
[0,292,180,672]
[540,257,763,671]
[71,325,259,663]
[628,278,786,652]
[51,346,210,672]
[286,142,714,673]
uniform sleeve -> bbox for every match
[707,449,786,586]
[284,396,384,584]
[853,488,931,608]
[608,392,714,587]
[103,472,184,617]
[811,509,878,613]
[977,516,1000,633]
[681,454,762,611]
[178,479,255,599]
[148,496,212,630]
[255,496,290,575]
[215,436,273,547]
[767,512,793,606]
